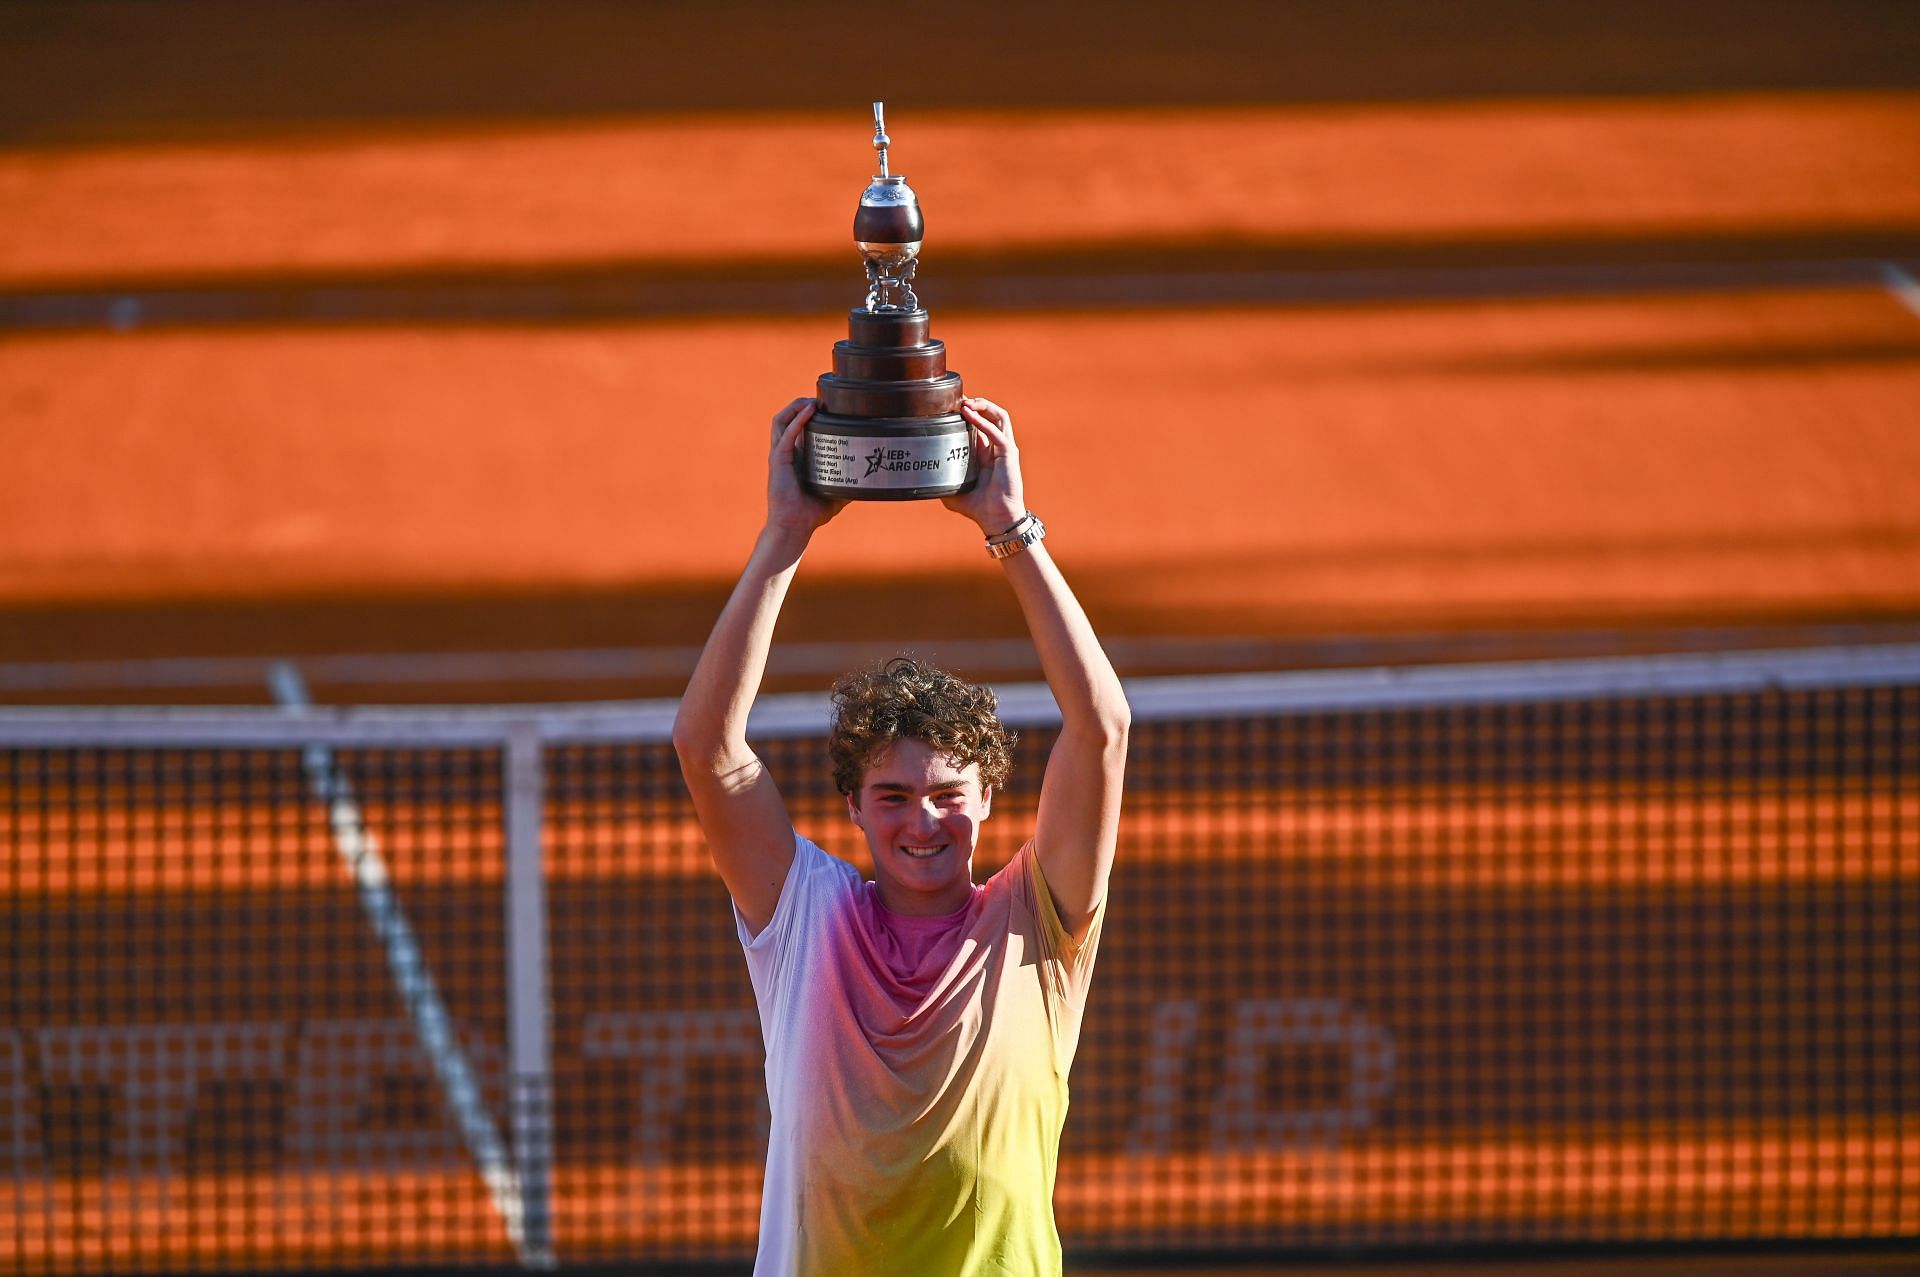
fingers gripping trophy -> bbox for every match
[801,103,977,500]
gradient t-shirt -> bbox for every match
[734,833,1104,1276]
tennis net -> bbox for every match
[2,644,1916,1271]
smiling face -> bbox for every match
[846,736,992,916]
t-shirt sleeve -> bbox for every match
[734,832,850,1046]
[1018,842,1106,1061]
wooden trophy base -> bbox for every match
[803,308,974,501]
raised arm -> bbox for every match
[672,398,844,935]
[946,398,1130,939]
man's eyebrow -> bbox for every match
[866,777,970,793]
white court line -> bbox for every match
[1882,261,1920,322]
[9,624,1919,697]
[4,642,1919,747]
[269,661,552,1269]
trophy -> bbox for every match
[801,103,975,500]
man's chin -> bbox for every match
[879,850,973,896]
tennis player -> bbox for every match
[672,394,1129,1275]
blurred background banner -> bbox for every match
[3,1,1919,1273]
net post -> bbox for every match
[505,720,557,1269]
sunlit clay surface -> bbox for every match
[2,288,1915,635]
[2,95,1918,282]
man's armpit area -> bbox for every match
[1026,844,1105,959]
[733,829,810,947]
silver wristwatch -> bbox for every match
[986,513,1046,559]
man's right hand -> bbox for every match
[767,398,846,537]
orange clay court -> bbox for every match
[2,95,1919,668]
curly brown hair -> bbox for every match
[828,656,1017,800]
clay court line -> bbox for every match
[15,623,1916,696]
[1882,261,1920,321]
[267,661,545,1267]
[5,643,1917,742]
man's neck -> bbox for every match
[873,874,974,917]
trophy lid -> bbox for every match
[855,102,922,244]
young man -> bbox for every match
[672,395,1130,1276]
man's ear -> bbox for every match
[845,791,865,830]
[979,784,993,820]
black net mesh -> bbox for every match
[3,680,1917,1271]
[3,745,513,1272]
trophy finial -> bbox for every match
[854,102,923,312]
